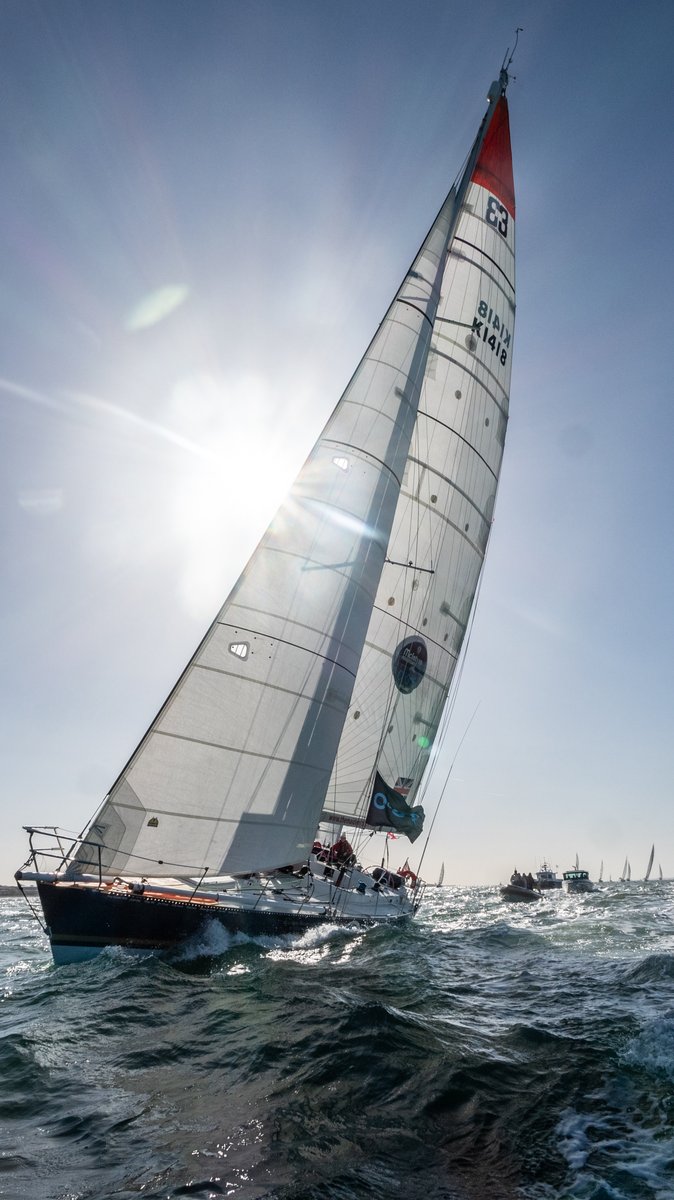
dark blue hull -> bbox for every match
[36,881,332,964]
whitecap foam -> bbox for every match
[556,1106,593,1171]
[622,1012,674,1080]
[555,1090,674,1198]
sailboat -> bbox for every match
[437,863,445,888]
[16,59,518,964]
[619,856,630,882]
[644,843,655,881]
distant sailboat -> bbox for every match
[644,844,655,882]
[619,856,630,882]
[598,860,603,883]
[659,863,663,881]
[437,862,445,888]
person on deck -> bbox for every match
[399,865,418,887]
[329,833,354,865]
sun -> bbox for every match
[165,370,317,621]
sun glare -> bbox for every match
[167,371,316,620]
[125,285,190,332]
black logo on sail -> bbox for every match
[392,637,427,694]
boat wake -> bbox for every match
[172,913,356,965]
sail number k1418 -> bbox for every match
[472,300,510,366]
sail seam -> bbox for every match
[395,487,489,553]
[425,345,509,414]
[412,419,500,481]
[214,617,360,679]
[448,248,515,309]
[112,798,319,826]
[448,251,515,309]
[453,236,515,291]
[150,730,331,770]
[395,298,434,329]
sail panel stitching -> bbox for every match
[411,417,501,481]
[424,345,509,415]
[453,236,515,291]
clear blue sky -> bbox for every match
[2,0,673,885]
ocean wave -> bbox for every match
[621,953,674,983]
[622,1013,674,1080]
[2,887,674,1200]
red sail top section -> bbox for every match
[471,96,515,219]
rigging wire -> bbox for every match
[415,700,481,880]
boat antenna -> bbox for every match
[499,27,523,91]
[502,27,522,74]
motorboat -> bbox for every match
[562,869,594,894]
[535,862,562,889]
[500,883,541,903]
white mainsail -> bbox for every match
[322,92,516,825]
[72,73,515,881]
[644,843,655,881]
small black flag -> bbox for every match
[365,772,425,842]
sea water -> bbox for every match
[2,882,674,1199]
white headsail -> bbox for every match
[322,90,516,828]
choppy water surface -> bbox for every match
[2,882,674,1200]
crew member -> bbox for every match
[330,833,354,865]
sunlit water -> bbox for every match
[2,882,674,1199]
